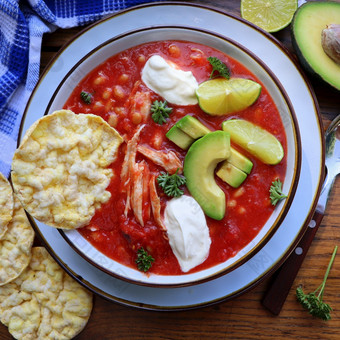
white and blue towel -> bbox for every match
[0,0,158,177]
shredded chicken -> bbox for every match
[137,144,183,174]
[121,125,145,186]
[124,184,131,217]
[121,125,145,218]
[132,161,145,226]
[149,174,166,231]
[125,81,141,107]
[130,91,151,123]
[125,81,151,125]
[142,162,151,222]
[120,103,183,231]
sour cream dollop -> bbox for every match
[164,195,211,272]
[141,55,198,106]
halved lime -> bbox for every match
[222,119,284,165]
[241,0,298,33]
[196,78,261,116]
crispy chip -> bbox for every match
[0,247,93,340]
[11,110,123,229]
[0,172,14,239]
[0,195,34,286]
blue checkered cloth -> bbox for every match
[0,0,159,177]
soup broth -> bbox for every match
[64,40,287,275]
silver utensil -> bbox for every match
[262,114,340,315]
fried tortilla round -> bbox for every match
[11,110,123,229]
[0,172,14,239]
[0,194,34,286]
[0,247,93,340]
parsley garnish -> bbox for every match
[80,91,92,104]
[296,245,337,320]
[157,169,186,197]
[207,56,230,79]
[151,100,173,125]
[135,247,155,272]
[269,179,287,206]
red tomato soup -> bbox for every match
[63,41,287,275]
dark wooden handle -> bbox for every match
[261,210,324,315]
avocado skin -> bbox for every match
[291,1,340,91]
[184,131,230,220]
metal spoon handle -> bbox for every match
[261,210,324,315]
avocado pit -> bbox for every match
[321,24,340,65]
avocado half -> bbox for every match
[291,1,340,90]
[184,131,230,220]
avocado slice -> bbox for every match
[176,115,211,139]
[216,148,253,188]
[216,162,247,188]
[184,131,230,220]
[166,115,210,149]
[166,125,194,150]
[292,1,340,90]
[228,148,253,174]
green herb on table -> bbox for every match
[151,100,173,125]
[296,245,337,321]
[157,169,186,197]
[136,247,155,272]
[207,56,230,79]
[269,179,287,206]
[80,91,93,104]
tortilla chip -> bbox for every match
[0,172,14,239]
[0,195,34,286]
[0,247,93,340]
[11,110,123,229]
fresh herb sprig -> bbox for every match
[269,179,287,206]
[80,91,93,104]
[157,169,186,197]
[296,245,337,320]
[135,247,155,272]
[207,56,230,79]
[151,100,173,125]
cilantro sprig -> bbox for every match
[157,169,186,197]
[135,247,155,272]
[207,56,230,79]
[80,91,93,104]
[269,179,287,206]
[151,100,173,125]
[296,245,337,320]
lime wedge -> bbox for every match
[196,78,261,116]
[241,0,298,33]
[222,119,284,165]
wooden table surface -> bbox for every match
[1,1,340,339]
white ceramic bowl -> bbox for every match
[43,26,301,287]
